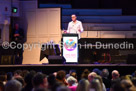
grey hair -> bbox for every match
[101,69,109,77]
[5,80,22,91]
[67,76,77,85]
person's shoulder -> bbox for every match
[77,20,82,24]
[68,21,73,24]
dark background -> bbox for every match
[0,29,1,39]
[38,0,136,15]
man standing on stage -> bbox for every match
[64,14,84,39]
[12,23,24,64]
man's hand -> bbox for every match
[78,29,81,32]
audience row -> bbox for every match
[0,68,136,91]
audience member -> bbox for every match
[110,83,126,91]
[81,69,90,80]
[14,70,22,78]
[94,75,106,91]
[93,68,101,75]
[67,76,78,91]
[32,73,48,90]
[5,80,22,91]
[89,78,102,91]
[66,70,76,79]
[101,68,111,88]
[22,72,35,91]
[88,72,97,82]
[0,69,136,91]
[7,72,13,81]
[48,74,57,90]
[76,79,90,91]
[111,70,120,86]
[56,70,68,86]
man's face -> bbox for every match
[71,15,77,22]
[88,75,94,82]
[43,78,48,88]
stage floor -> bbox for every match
[0,64,136,67]
[0,64,136,76]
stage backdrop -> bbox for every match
[20,1,61,64]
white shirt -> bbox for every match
[67,20,84,39]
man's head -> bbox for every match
[71,14,77,22]
[48,74,56,86]
[24,73,34,85]
[88,72,97,82]
[5,80,22,91]
[56,70,66,81]
[14,70,22,78]
[112,70,120,79]
[69,69,76,74]
[101,68,109,78]
[92,68,101,75]
[67,76,77,86]
[70,72,77,79]
[32,73,48,89]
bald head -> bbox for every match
[112,70,120,79]
[71,14,77,22]
[88,72,97,82]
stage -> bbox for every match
[0,64,136,77]
[0,64,136,67]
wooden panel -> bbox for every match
[100,31,125,38]
[48,36,61,44]
[23,11,36,37]
[23,7,61,64]
[37,38,49,43]
[81,31,136,38]
[81,31,87,38]
[36,10,48,36]
[26,38,38,43]
[48,9,60,35]
[23,44,41,64]
[88,31,99,38]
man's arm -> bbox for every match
[66,22,70,33]
[79,21,84,33]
